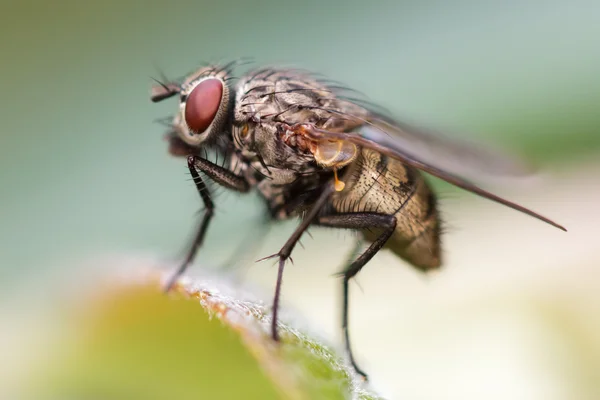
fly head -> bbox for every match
[151,65,234,148]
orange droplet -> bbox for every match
[334,169,345,192]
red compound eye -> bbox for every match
[184,78,223,133]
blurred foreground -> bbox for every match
[2,272,378,400]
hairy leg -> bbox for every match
[260,183,335,341]
[317,212,397,379]
[164,155,250,291]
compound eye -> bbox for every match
[184,78,223,134]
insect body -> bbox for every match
[232,68,443,271]
[151,63,565,379]
[332,147,441,269]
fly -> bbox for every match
[150,62,566,379]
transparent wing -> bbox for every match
[360,114,533,181]
[295,123,566,231]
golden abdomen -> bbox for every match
[332,148,441,271]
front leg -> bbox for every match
[164,155,250,291]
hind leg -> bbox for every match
[316,212,396,379]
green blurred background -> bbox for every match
[1,1,599,399]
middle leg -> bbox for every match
[260,182,335,341]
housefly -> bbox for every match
[151,61,566,378]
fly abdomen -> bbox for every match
[332,148,441,271]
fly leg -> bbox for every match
[259,183,335,341]
[164,155,250,291]
[316,212,397,380]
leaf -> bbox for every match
[26,270,382,400]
